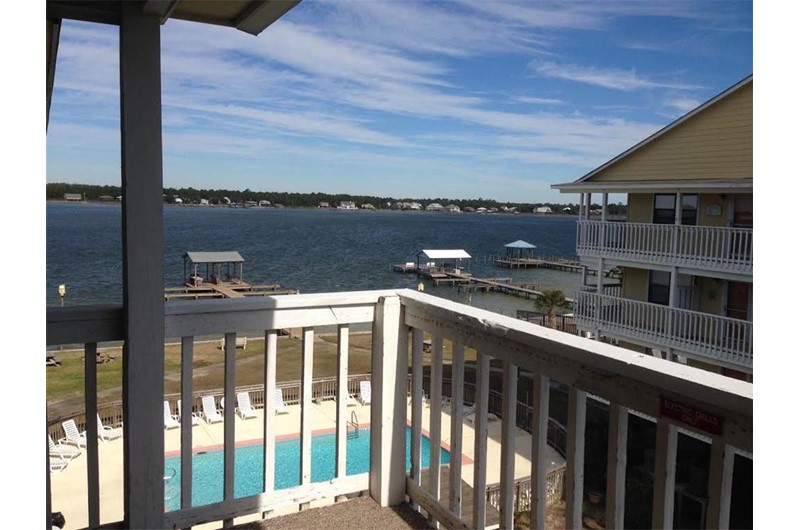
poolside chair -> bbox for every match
[50,455,70,473]
[97,414,123,441]
[177,399,200,426]
[359,380,372,405]
[346,391,359,407]
[236,391,257,420]
[164,401,180,430]
[200,395,223,424]
[61,419,88,448]
[49,435,81,460]
[274,389,289,415]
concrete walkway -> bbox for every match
[49,398,565,529]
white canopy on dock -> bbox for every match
[418,249,472,260]
[184,251,244,264]
[504,240,536,249]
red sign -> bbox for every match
[660,397,724,436]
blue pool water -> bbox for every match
[164,427,450,511]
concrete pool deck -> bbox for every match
[50,399,565,529]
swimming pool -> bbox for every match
[164,427,450,511]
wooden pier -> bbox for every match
[451,274,574,304]
[494,256,620,278]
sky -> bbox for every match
[46,0,753,204]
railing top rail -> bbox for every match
[576,291,752,325]
[398,289,752,450]
[164,289,401,316]
[46,304,124,345]
[577,219,753,233]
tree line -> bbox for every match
[46,182,627,215]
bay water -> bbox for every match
[46,202,584,317]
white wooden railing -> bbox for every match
[577,221,753,274]
[46,289,752,530]
[574,291,753,372]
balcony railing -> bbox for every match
[577,221,753,274]
[46,289,752,529]
[574,291,753,371]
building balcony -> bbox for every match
[577,221,753,276]
[46,289,752,529]
[574,291,753,372]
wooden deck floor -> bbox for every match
[417,466,501,528]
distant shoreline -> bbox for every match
[46,200,622,219]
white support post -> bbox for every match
[472,352,490,529]
[336,325,349,482]
[606,404,628,530]
[500,361,518,530]
[652,419,678,530]
[601,192,608,222]
[119,4,164,526]
[565,387,586,530]
[369,296,407,506]
[706,437,735,529]
[579,193,584,221]
[530,374,549,529]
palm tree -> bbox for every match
[533,289,569,329]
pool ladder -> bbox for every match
[347,410,359,439]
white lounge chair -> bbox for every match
[346,391,359,407]
[49,435,81,460]
[274,389,289,415]
[177,399,200,426]
[201,396,223,424]
[50,455,70,473]
[97,414,123,441]
[164,401,180,430]
[61,419,88,448]
[236,391,257,420]
[359,381,372,405]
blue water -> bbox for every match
[163,426,450,511]
[46,203,582,315]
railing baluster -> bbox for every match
[223,332,236,527]
[530,374,549,529]
[565,386,586,530]
[180,337,194,512]
[428,336,444,527]
[263,330,277,506]
[449,342,465,518]
[301,327,314,492]
[473,351,490,529]
[336,324,349,482]
[500,361,518,530]
[706,437,735,529]
[411,328,424,511]
[85,342,100,529]
[652,419,678,529]
[606,403,628,529]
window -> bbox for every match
[653,194,676,224]
[733,194,752,227]
[648,270,671,306]
[653,194,697,225]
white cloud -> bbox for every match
[664,97,703,114]
[530,61,707,91]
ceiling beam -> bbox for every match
[47,18,61,131]
[235,0,301,36]
[142,0,182,24]
[46,1,121,25]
